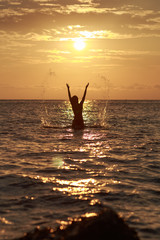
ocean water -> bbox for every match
[0,100,160,240]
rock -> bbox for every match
[15,207,140,240]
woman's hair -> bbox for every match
[71,95,78,104]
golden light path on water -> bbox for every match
[33,170,120,201]
[30,128,120,201]
[23,100,121,211]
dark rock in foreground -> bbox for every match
[16,207,140,240]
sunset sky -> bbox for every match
[0,0,160,99]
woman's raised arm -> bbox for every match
[66,83,72,102]
[81,83,89,104]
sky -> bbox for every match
[0,0,160,100]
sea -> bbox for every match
[0,100,160,240]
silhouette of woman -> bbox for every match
[66,83,89,129]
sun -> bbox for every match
[74,38,86,51]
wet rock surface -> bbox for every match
[15,207,140,240]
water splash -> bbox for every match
[39,69,56,127]
[98,75,110,128]
[41,106,52,127]
[98,100,108,128]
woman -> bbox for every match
[66,83,89,129]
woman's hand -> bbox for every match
[86,83,89,88]
[66,83,70,89]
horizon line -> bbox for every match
[0,99,160,101]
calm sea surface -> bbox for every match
[0,100,160,240]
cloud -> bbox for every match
[112,83,152,91]
[93,0,160,10]
[0,0,160,68]
[154,84,160,89]
[0,0,160,40]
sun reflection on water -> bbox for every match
[23,98,121,204]
[57,211,99,232]
[53,178,98,198]
[34,175,55,183]
[81,212,98,218]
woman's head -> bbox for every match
[71,95,78,105]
